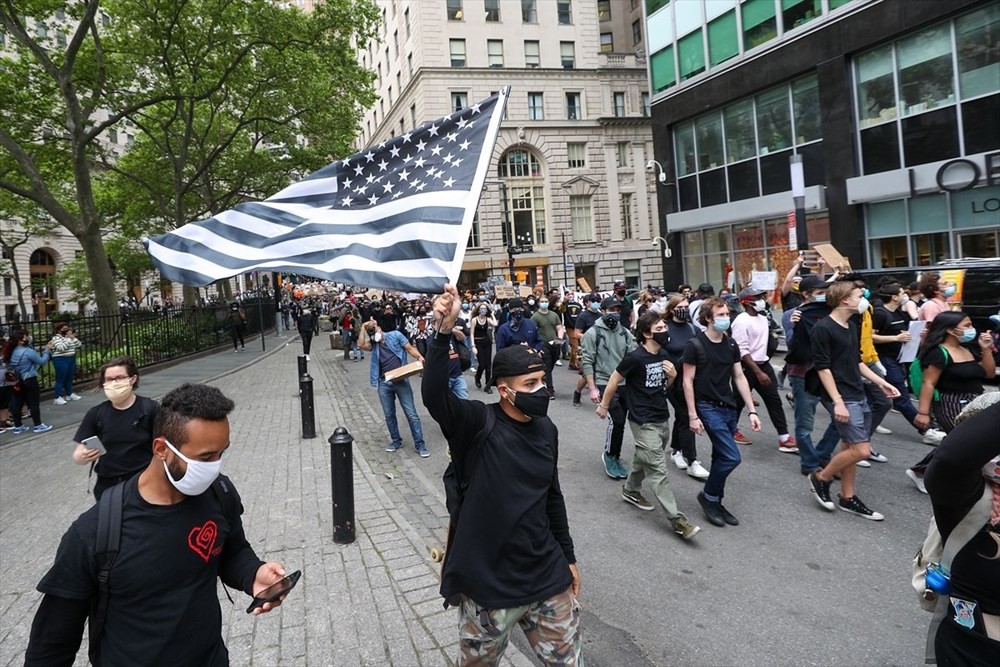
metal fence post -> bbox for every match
[298,355,316,439]
[329,427,355,544]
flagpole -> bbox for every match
[255,272,266,352]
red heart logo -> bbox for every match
[188,520,218,562]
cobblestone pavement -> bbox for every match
[0,335,535,667]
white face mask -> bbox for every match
[162,439,223,496]
[103,379,134,404]
[900,293,910,305]
[753,299,767,313]
[374,331,384,342]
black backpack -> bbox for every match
[442,404,496,519]
[89,477,240,663]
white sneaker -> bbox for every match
[53,397,67,406]
[670,450,689,470]
[555,359,563,366]
[856,459,871,468]
[687,460,710,479]
[305,354,311,361]
[68,393,82,401]
[921,428,946,445]
[905,469,928,494]
[875,425,892,435]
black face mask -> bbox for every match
[652,331,670,347]
[505,385,550,419]
[673,307,690,322]
[603,313,621,329]
[510,310,524,324]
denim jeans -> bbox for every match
[52,356,76,398]
[881,357,918,425]
[696,401,740,502]
[377,379,425,449]
[863,380,892,437]
[789,376,840,472]
[448,375,469,399]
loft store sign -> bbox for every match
[912,152,1000,214]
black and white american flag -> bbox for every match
[144,88,510,293]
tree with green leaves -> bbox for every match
[0,193,60,319]
[0,0,379,314]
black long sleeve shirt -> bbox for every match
[421,332,576,608]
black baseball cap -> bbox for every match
[600,296,622,311]
[738,286,766,300]
[799,275,828,292]
[492,345,546,384]
[586,292,602,303]
[614,280,627,289]
[508,298,524,309]
[697,283,715,295]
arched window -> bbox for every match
[498,149,547,247]
[30,248,59,318]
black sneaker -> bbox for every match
[718,503,740,526]
[808,473,835,511]
[572,391,581,407]
[697,491,725,527]
[475,378,482,389]
[838,495,884,521]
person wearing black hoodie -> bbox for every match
[421,284,581,666]
[784,275,841,475]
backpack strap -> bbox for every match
[210,477,241,605]
[90,481,125,663]
[925,484,993,663]
[690,335,707,367]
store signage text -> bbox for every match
[909,151,1000,195]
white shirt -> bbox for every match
[731,311,770,362]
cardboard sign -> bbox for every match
[750,270,778,291]
[494,285,517,299]
[519,285,533,298]
[938,269,967,306]
[576,277,592,294]
[812,244,851,271]
[384,360,423,383]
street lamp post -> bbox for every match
[789,154,810,274]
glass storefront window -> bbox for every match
[705,253,729,288]
[705,227,730,254]
[897,25,955,115]
[909,193,948,234]
[696,113,724,170]
[912,232,950,266]
[962,93,1000,154]
[685,254,706,285]
[684,229,705,255]
[860,123,901,174]
[708,10,738,66]
[724,100,756,162]
[792,75,821,143]
[651,46,676,93]
[734,222,764,251]
[870,236,910,268]
[756,87,792,153]
[742,0,777,50]
[782,0,821,31]
[675,121,697,177]
[959,231,999,257]
[857,46,896,128]
[956,4,1000,100]
[951,185,1000,229]
[901,106,959,167]
[679,29,706,81]
[867,199,906,237]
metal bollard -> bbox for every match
[330,427,355,543]
[298,355,316,439]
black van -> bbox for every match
[854,258,1000,332]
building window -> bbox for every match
[528,92,544,120]
[449,39,466,67]
[407,53,413,75]
[616,142,630,168]
[613,91,626,117]
[641,92,650,117]
[447,0,463,21]
[108,128,118,144]
[708,10,738,66]
[624,258,640,289]
[557,0,572,25]
[393,30,399,56]
[600,33,614,53]
[3,277,11,297]
[485,0,501,22]
[756,86,792,154]
[468,212,481,248]
[524,40,540,67]
[678,29,705,81]
[621,195,634,240]
[404,8,410,37]
[410,103,417,128]
[567,142,586,168]
[566,92,582,120]
[632,20,642,45]
[451,92,468,113]
[651,46,675,92]
[396,71,402,92]
[499,148,542,178]
[488,40,504,67]
[560,41,575,69]
[783,0,821,32]
[521,0,537,23]
[570,195,593,242]
[898,25,955,116]
[956,4,1000,100]
[499,150,547,246]
[742,0,777,49]
[597,0,611,22]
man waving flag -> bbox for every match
[145,88,510,293]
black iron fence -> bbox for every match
[2,300,276,394]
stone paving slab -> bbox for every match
[0,332,534,666]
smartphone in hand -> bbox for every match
[246,570,301,614]
[81,435,107,456]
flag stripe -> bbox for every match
[232,202,306,227]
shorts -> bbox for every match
[821,398,871,444]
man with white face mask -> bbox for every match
[731,287,796,454]
[71,356,159,500]
[27,383,287,665]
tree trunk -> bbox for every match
[75,224,118,314]
[183,285,200,307]
[10,260,30,321]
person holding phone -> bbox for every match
[2,328,54,434]
[50,321,83,405]
[26,383,287,665]
[71,356,159,500]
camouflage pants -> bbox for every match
[458,586,583,666]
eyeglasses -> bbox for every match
[104,375,132,382]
